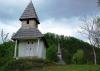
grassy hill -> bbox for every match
[2,65,100,71]
[1,59,100,71]
[43,65,100,71]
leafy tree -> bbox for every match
[62,48,72,64]
[72,49,84,64]
[46,46,58,62]
[0,41,14,66]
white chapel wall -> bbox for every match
[18,40,46,59]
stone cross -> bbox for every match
[57,43,65,64]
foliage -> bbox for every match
[0,32,100,71]
[72,49,84,64]
[0,41,14,66]
[44,33,100,64]
[45,33,59,62]
[4,58,46,71]
[46,46,58,62]
[5,59,43,71]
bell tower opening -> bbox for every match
[27,20,29,24]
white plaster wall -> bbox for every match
[37,41,46,59]
[18,40,46,59]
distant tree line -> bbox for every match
[45,33,100,64]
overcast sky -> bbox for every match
[0,0,100,42]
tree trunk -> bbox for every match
[92,47,97,65]
[89,37,97,65]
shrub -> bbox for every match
[72,49,84,64]
[46,46,58,62]
[4,58,46,71]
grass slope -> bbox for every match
[1,58,100,71]
[43,65,100,71]
[1,65,100,71]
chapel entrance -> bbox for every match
[27,42,36,57]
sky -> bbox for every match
[0,0,100,42]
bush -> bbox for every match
[0,41,14,66]
[5,58,46,71]
[46,46,58,62]
[72,49,84,64]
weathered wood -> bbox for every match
[14,40,17,58]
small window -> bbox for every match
[27,20,29,24]
[28,41,29,44]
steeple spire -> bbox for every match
[19,1,40,24]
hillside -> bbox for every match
[44,33,100,64]
[0,33,100,71]
[43,65,100,71]
[1,59,100,71]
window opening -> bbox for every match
[27,20,29,24]
[28,41,29,44]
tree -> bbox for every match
[46,46,58,62]
[44,33,97,64]
[72,49,84,64]
[0,41,14,66]
[94,18,100,48]
[0,29,9,43]
[80,17,100,65]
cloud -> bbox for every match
[0,17,89,43]
[0,0,44,21]
[0,0,100,22]
[39,17,83,38]
[0,0,44,6]
[0,0,99,43]
[38,0,100,20]
[0,17,84,39]
[38,17,89,42]
[0,21,21,40]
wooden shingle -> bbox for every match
[12,28,43,40]
[19,1,40,24]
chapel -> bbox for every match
[12,1,47,59]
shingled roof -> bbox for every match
[12,28,43,40]
[19,1,40,24]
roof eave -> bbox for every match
[19,18,40,24]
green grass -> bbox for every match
[42,65,100,71]
[1,59,100,71]
[1,65,100,71]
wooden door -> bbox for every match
[27,42,36,57]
